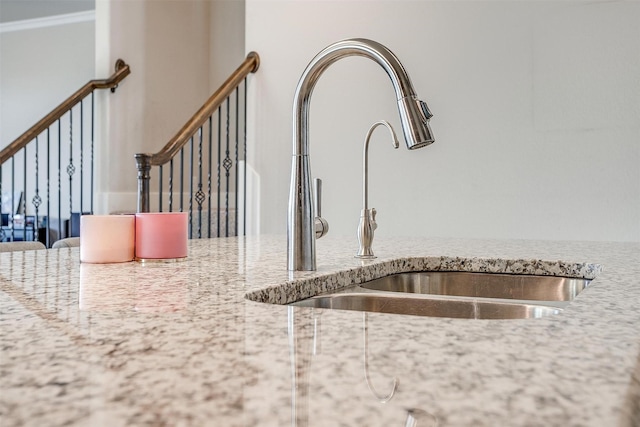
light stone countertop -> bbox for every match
[1,235,639,426]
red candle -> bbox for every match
[135,212,188,260]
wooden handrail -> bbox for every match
[143,51,260,166]
[0,59,131,164]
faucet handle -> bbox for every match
[370,208,378,231]
[314,178,323,218]
[314,178,329,239]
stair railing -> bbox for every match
[0,60,131,246]
[135,52,259,239]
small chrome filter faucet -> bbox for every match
[356,120,399,259]
[287,38,435,271]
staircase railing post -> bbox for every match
[135,153,152,213]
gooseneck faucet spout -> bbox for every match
[287,38,435,271]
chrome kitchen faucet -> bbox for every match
[287,38,435,271]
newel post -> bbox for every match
[135,153,151,213]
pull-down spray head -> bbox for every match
[398,96,434,150]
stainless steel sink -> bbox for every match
[287,271,592,320]
[359,272,590,301]
[290,292,562,320]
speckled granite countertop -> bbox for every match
[1,235,639,426]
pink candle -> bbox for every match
[135,212,188,260]
[80,215,136,263]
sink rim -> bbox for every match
[244,256,602,306]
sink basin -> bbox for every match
[286,271,593,319]
[290,292,562,320]
[360,272,590,301]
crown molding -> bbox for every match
[0,10,95,34]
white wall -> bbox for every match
[209,0,245,91]
[96,0,247,214]
[0,19,95,149]
[96,0,212,213]
[246,0,640,242]
[0,1,95,23]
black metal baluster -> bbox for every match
[217,107,221,238]
[180,148,184,214]
[90,92,95,214]
[189,136,194,239]
[207,116,213,238]
[57,118,62,240]
[10,157,15,241]
[159,165,163,212]
[46,128,51,247]
[195,126,205,238]
[235,87,239,237]
[224,97,231,237]
[33,136,42,243]
[169,158,174,212]
[68,108,75,224]
[23,146,28,239]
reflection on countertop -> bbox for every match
[0,235,639,426]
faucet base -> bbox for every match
[355,254,377,259]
